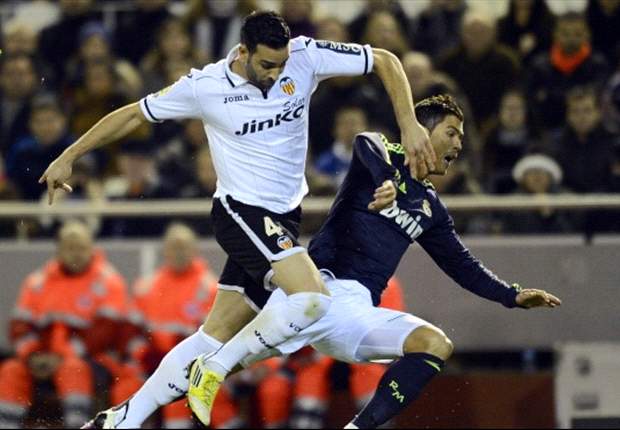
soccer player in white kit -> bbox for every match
[40,11,434,428]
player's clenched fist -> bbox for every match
[516,288,562,309]
[368,180,397,212]
[39,156,73,205]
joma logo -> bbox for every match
[224,95,250,104]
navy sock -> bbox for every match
[352,353,444,429]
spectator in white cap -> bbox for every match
[512,153,563,195]
[498,153,573,234]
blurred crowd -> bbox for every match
[1,0,620,238]
[0,220,404,428]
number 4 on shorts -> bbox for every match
[264,216,284,236]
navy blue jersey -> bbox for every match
[308,132,520,308]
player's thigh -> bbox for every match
[271,251,327,295]
[354,311,437,362]
[212,196,315,295]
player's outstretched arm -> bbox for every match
[39,102,147,204]
[515,288,562,309]
[372,48,435,179]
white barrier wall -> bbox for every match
[0,235,619,352]
[555,342,620,428]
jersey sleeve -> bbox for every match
[417,201,521,308]
[139,73,202,122]
[303,37,373,80]
[353,132,399,186]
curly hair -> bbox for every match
[414,94,464,131]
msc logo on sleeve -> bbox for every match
[315,40,361,55]
[280,77,296,95]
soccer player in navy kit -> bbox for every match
[238,95,562,429]
[41,11,435,429]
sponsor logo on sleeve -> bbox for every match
[315,40,361,55]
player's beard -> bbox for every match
[246,60,275,92]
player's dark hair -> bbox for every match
[241,11,291,53]
[414,95,464,132]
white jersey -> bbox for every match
[139,36,373,213]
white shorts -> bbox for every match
[263,273,432,363]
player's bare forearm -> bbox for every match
[39,102,147,204]
[63,102,146,162]
[372,49,416,132]
[371,48,434,178]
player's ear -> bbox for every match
[238,44,250,61]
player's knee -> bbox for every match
[288,292,332,325]
[404,326,454,361]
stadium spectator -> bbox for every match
[307,16,357,156]
[312,105,369,189]
[0,54,39,157]
[35,156,105,238]
[254,278,405,429]
[65,22,142,100]
[156,119,208,192]
[0,154,19,237]
[482,88,542,194]
[140,18,207,96]
[348,0,410,44]
[183,0,257,60]
[309,78,390,157]
[497,153,573,234]
[1,20,38,57]
[180,145,217,199]
[70,62,150,175]
[586,0,620,66]
[280,0,316,38]
[439,11,521,132]
[5,95,73,201]
[128,223,239,428]
[547,87,620,234]
[315,16,349,42]
[0,221,137,428]
[412,0,467,61]
[38,0,101,85]
[100,142,172,238]
[545,87,615,193]
[113,0,171,66]
[497,0,554,64]
[602,67,620,133]
[526,12,610,132]
[362,10,410,59]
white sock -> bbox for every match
[344,422,359,429]
[207,292,331,373]
[118,329,222,428]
